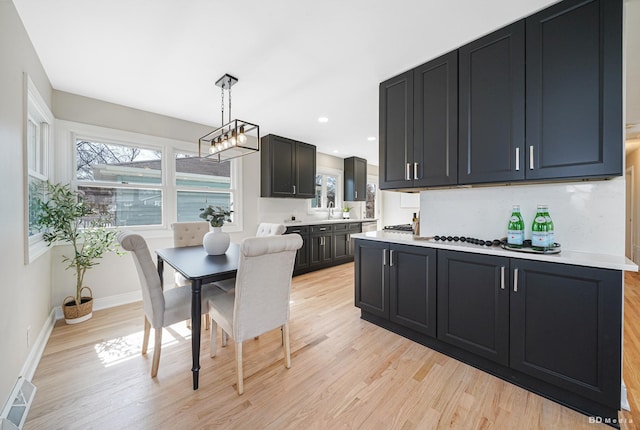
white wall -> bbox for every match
[419,178,626,256]
[0,0,54,410]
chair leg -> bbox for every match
[205,315,210,330]
[283,323,291,369]
[142,317,151,355]
[151,328,162,377]
[209,318,218,358]
[236,341,243,395]
[222,330,228,347]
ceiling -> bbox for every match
[12,0,640,165]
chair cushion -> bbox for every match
[256,223,286,237]
[207,292,235,336]
[213,278,235,293]
[163,284,224,327]
[174,272,190,287]
[171,221,209,247]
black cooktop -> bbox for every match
[383,224,414,232]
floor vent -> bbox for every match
[0,378,36,430]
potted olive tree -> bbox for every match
[199,204,233,255]
[35,182,120,324]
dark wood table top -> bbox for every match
[155,243,240,282]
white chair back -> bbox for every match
[171,221,209,247]
[232,234,302,341]
[117,231,165,328]
[256,222,286,237]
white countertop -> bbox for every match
[352,231,639,272]
[283,218,377,227]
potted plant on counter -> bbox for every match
[35,182,120,324]
[342,205,352,219]
[199,205,233,255]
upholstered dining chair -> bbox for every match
[117,231,222,377]
[212,222,286,294]
[171,221,210,287]
[208,234,302,394]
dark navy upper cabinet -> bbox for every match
[525,0,623,180]
[458,21,525,185]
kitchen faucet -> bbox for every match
[328,201,335,219]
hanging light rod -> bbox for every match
[198,73,260,162]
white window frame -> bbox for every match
[309,167,343,214]
[24,74,54,264]
[55,120,243,237]
[366,173,381,220]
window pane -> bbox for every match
[76,140,161,184]
[78,186,162,227]
[175,154,230,189]
[177,191,232,223]
[28,176,46,236]
[366,182,377,218]
[312,174,323,208]
[27,119,38,172]
[326,175,336,208]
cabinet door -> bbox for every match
[389,244,437,337]
[333,232,350,262]
[285,227,310,274]
[510,259,622,408]
[379,70,414,190]
[525,0,622,180]
[437,250,510,365]
[354,240,389,318]
[344,157,367,201]
[310,233,332,266]
[413,51,458,187]
[262,135,296,197]
[458,21,525,185]
[295,141,316,198]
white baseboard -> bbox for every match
[53,290,142,320]
[19,309,55,381]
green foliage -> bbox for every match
[199,205,233,228]
[342,206,352,212]
[35,182,121,305]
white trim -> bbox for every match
[24,74,54,265]
[309,166,343,213]
[53,290,142,320]
[19,309,56,381]
[55,119,244,234]
[621,380,630,411]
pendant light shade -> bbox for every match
[198,74,259,162]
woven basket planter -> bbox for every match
[62,286,94,324]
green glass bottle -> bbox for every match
[543,205,555,246]
[507,205,524,247]
[531,205,550,250]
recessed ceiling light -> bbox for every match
[333,150,339,153]
[318,117,329,123]
[367,136,376,141]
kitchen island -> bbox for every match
[352,231,637,427]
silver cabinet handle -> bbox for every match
[515,147,520,171]
[500,266,505,289]
[390,249,394,267]
[514,268,519,292]
[529,146,534,170]
[405,163,411,181]
[293,185,296,194]
[319,227,327,231]
[355,191,358,199]
[413,162,419,180]
[383,248,387,266]
[347,234,351,254]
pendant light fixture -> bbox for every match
[198,74,260,162]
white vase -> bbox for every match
[203,227,230,255]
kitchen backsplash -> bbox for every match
[419,177,625,255]
[258,198,367,224]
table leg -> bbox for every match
[191,278,202,390]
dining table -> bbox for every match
[155,243,240,389]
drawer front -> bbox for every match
[286,225,309,235]
[333,223,349,232]
[348,222,362,233]
[311,225,333,234]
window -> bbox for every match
[75,139,163,227]
[25,75,54,263]
[60,121,243,233]
[175,154,234,224]
[366,174,379,219]
[311,168,342,210]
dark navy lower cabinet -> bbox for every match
[355,240,623,424]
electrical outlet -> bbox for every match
[27,325,31,348]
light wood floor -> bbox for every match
[25,263,640,429]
